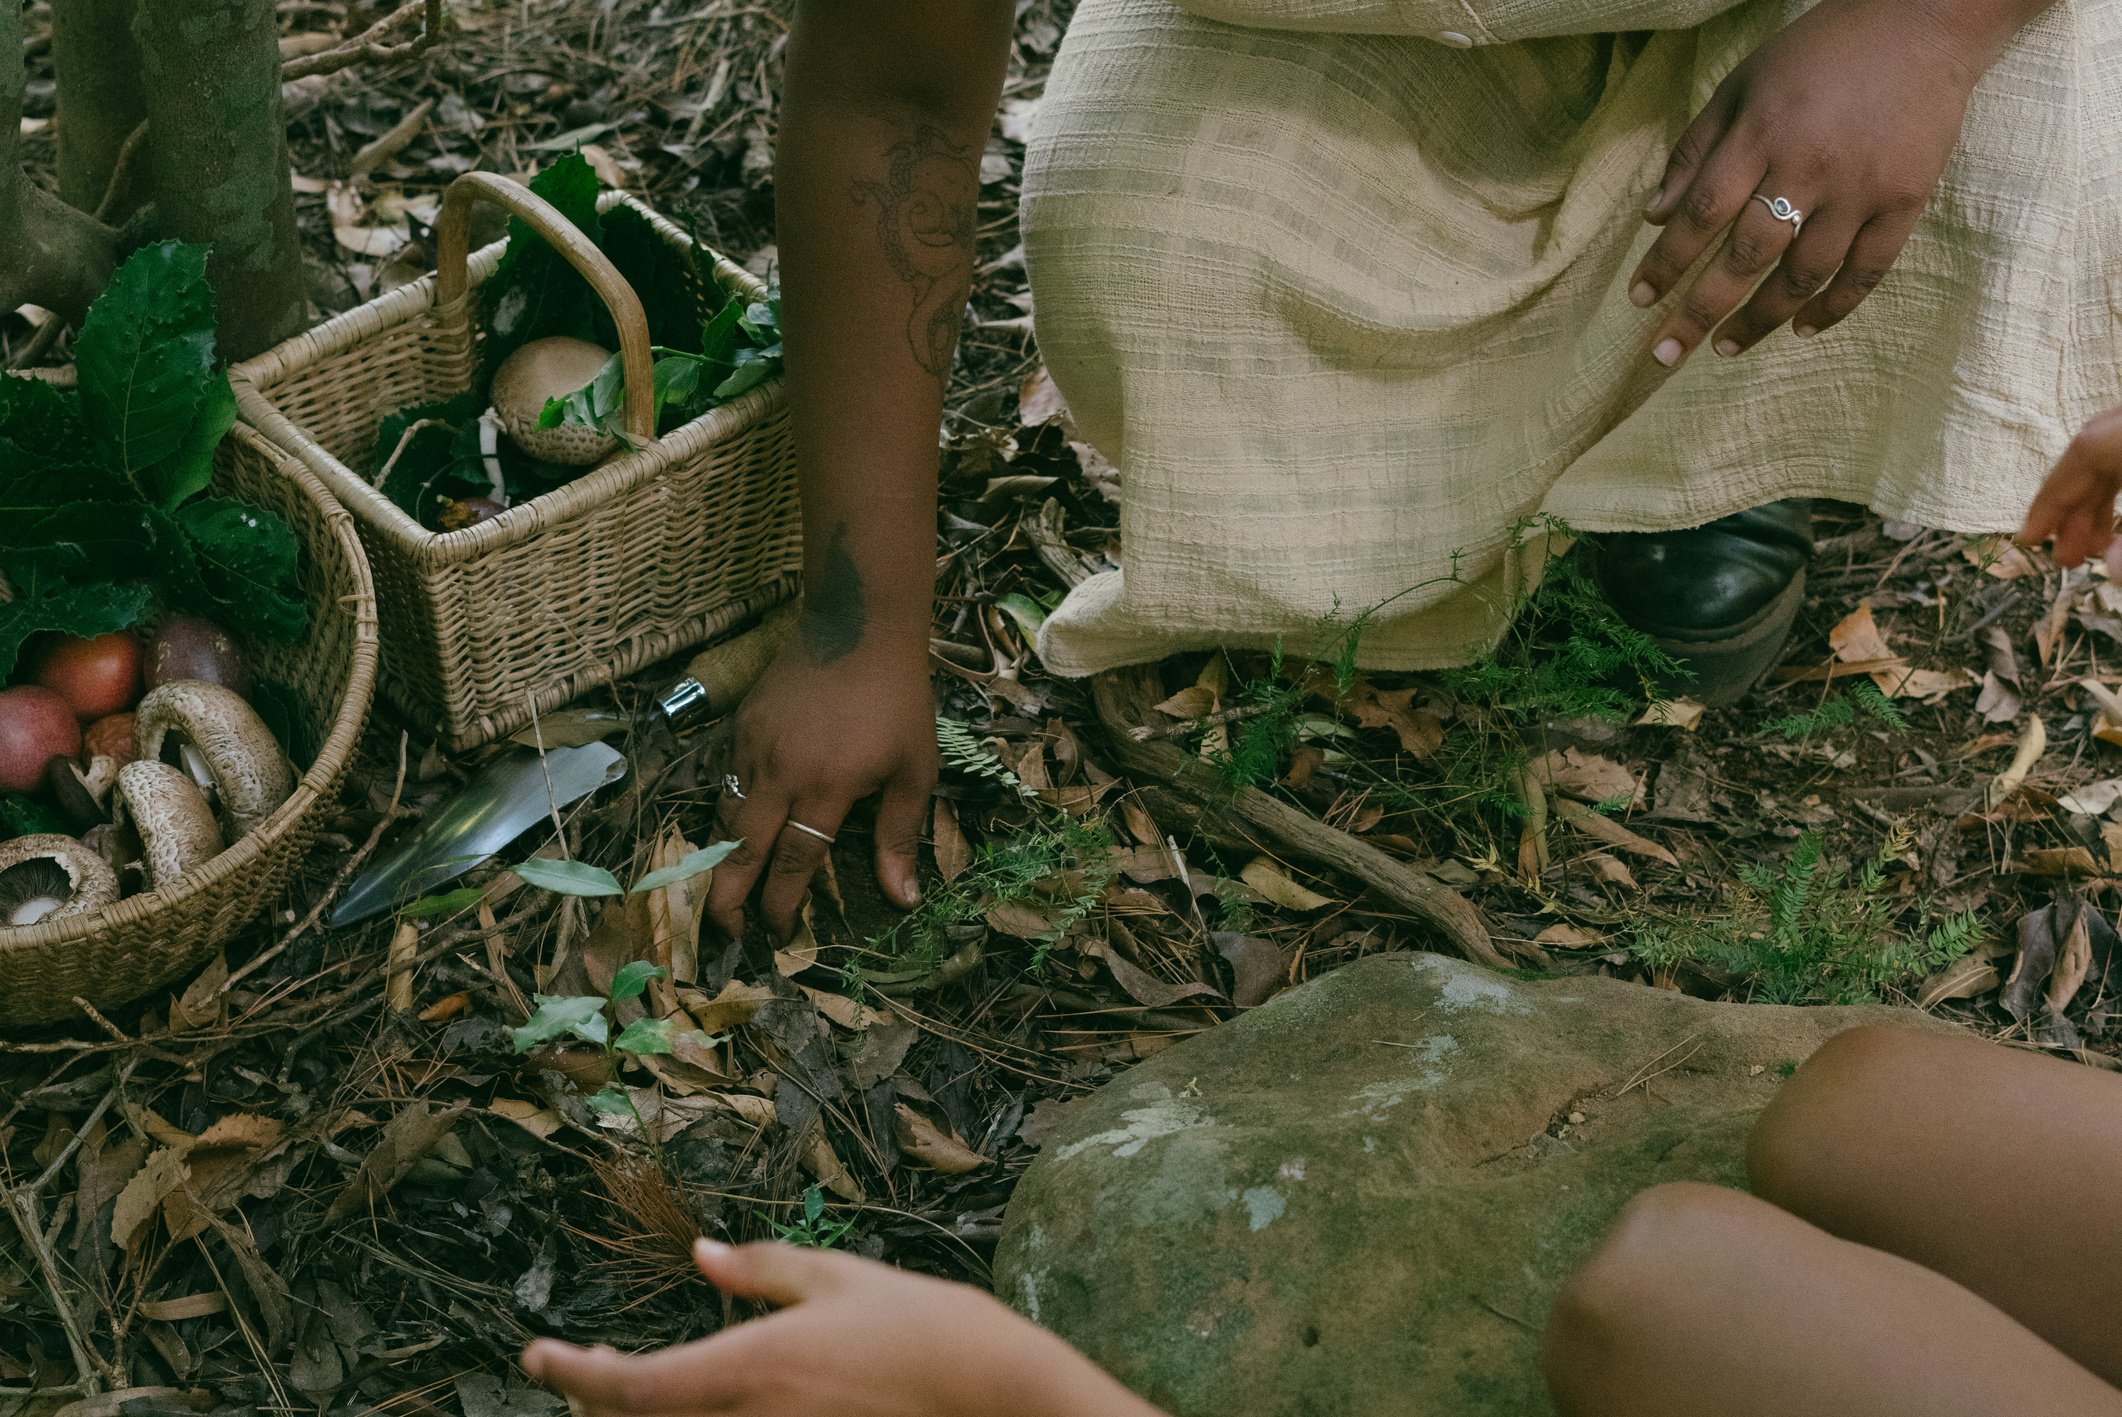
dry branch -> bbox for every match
[281,0,445,81]
[1091,667,1503,969]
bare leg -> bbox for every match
[1542,1182,2122,1416]
[1748,1024,2122,1385]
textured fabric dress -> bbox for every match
[1021,0,2122,675]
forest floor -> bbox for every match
[3,2,2117,1413]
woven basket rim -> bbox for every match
[0,420,382,955]
[230,192,786,571]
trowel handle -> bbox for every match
[658,602,802,725]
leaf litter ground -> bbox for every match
[4,1,2119,1412]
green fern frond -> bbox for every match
[936,717,1034,798]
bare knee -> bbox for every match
[1544,1184,1758,1409]
[1747,1024,1945,1205]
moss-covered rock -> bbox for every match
[995,953,1952,1417]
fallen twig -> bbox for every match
[1092,668,1501,969]
[281,0,445,81]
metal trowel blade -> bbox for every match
[329,741,628,928]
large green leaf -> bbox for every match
[0,375,88,450]
[0,458,134,520]
[0,582,152,678]
[511,993,609,1052]
[175,496,307,641]
[607,960,666,1004]
[72,242,229,509]
[511,858,625,897]
[481,153,605,373]
[0,501,199,593]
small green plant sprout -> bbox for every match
[937,717,1035,797]
[512,961,717,1123]
[1629,826,1982,1005]
[761,1184,855,1250]
[508,839,742,898]
[1763,680,1907,741]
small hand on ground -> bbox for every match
[2020,406,2122,574]
[522,1241,1161,1417]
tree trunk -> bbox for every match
[135,0,305,359]
[1,0,118,320]
[51,0,148,216]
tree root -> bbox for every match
[1091,667,1504,970]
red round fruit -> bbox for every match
[0,686,84,795]
[144,616,250,697]
[31,632,142,720]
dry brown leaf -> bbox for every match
[487,1099,563,1142]
[1825,605,1972,700]
[324,1102,469,1224]
[801,986,891,1031]
[1534,923,1606,950]
[2035,573,2077,666]
[1103,947,1221,1010]
[800,1130,866,1202]
[1214,932,1285,1008]
[1552,800,1678,866]
[1534,748,1643,807]
[168,952,228,1031]
[775,912,822,977]
[138,1293,228,1323]
[986,900,1057,939]
[1018,365,1068,426]
[933,797,971,883]
[892,1104,988,1174]
[111,1149,189,1252]
[682,979,776,1034]
[1239,858,1333,912]
[1581,853,1639,890]
[1636,698,1706,731]
[1963,536,2039,580]
[645,825,709,992]
[1153,685,1217,720]
[1915,954,2002,1007]
[2019,846,2101,876]
[2048,908,2096,1014]
[1339,681,1445,757]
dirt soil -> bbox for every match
[3,2,2116,1412]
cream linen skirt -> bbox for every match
[1022,0,2122,675]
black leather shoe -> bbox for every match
[1592,500,1813,707]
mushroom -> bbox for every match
[133,681,294,840]
[490,336,620,466]
[0,835,120,930]
[44,756,108,831]
[114,760,226,890]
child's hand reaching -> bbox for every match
[522,1240,1167,1417]
[2021,407,2122,573]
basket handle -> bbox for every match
[435,171,656,444]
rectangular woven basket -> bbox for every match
[232,172,800,750]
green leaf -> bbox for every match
[598,204,705,351]
[630,840,741,895]
[481,153,605,372]
[0,374,86,448]
[2,795,69,839]
[0,456,134,521]
[511,858,625,897]
[585,1084,634,1117]
[72,242,230,509]
[0,582,152,678]
[612,1017,677,1056]
[174,496,307,642]
[512,993,609,1051]
[400,886,487,919]
[0,501,198,594]
[994,593,1047,639]
[539,349,624,436]
[608,960,666,1004]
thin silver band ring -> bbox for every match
[722,773,746,800]
[784,819,835,845]
[1751,193,1804,233]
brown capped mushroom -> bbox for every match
[44,757,107,831]
[133,681,294,840]
[490,336,620,466]
[0,835,120,929]
[115,760,226,890]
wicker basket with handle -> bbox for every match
[0,420,380,1031]
[231,171,802,751]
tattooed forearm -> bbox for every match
[802,522,868,664]
[852,126,978,382]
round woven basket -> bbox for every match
[0,420,380,1031]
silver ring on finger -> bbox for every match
[784,819,835,845]
[1751,193,1804,234]
[722,772,746,801]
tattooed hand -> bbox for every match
[855,127,978,380]
[704,589,938,941]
